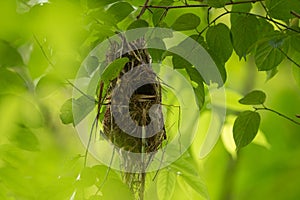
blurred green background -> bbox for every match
[0,0,300,200]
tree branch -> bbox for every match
[291,10,300,19]
[142,0,264,10]
[254,105,300,126]
[137,0,151,19]
[278,48,300,69]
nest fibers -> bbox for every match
[101,35,166,199]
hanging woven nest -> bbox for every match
[100,35,166,199]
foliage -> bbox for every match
[0,0,300,200]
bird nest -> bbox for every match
[99,35,166,199]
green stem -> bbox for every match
[254,105,300,126]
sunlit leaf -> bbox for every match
[171,13,200,31]
[171,156,209,199]
[233,110,261,149]
[35,73,63,98]
[60,99,74,125]
[87,0,116,8]
[239,90,266,105]
[76,167,97,188]
[157,169,176,200]
[10,126,39,152]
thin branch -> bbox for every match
[254,106,300,126]
[137,0,151,19]
[229,11,300,33]
[142,0,264,10]
[199,11,230,35]
[278,48,300,69]
[291,10,300,19]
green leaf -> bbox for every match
[171,156,209,199]
[87,0,117,8]
[230,3,252,25]
[206,23,233,63]
[157,169,176,200]
[76,167,97,188]
[239,90,266,105]
[293,64,300,88]
[152,9,167,26]
[265,67,278,82]
[73,95,96,125]
[171,13,200,31]
[10,126,39,152]
[35,74,63,98]
[127,19,148,30]
[60,99,74,125]
[291,32,300,52]
[101,57,129,84]
[148,37,166,62]
[255,33,288,71]
[185,67,205,109]
[172,54,191,69]
[85,56,99,75]
[233,110,261,149]
[0,40,23,68]
[207,0,227,8]
[107,2,134,23]
[266,0,300,20]
[231,15,259,59]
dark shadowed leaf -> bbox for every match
[266,67,278,81]
[148,37,166,62]
[207,0,227,8]
[171,13,200,31]
[239,90,266,105]
[266,0,300,20]
[291,32,300,52]
[107,2,134,23]
[254,33,288,71]
[0,40,23,68]
[230,3,252,24]
[233,110,261,149]
[231,15,259,59]
[101,57,129,84]
[127,19,148,30]
[206,23,233,63]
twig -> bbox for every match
[278,48,300,69]
[137,0,151,19]
[141,0,264,10]
[229,11,300,33]
[291,10,300,19]
[254,105,300,126]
